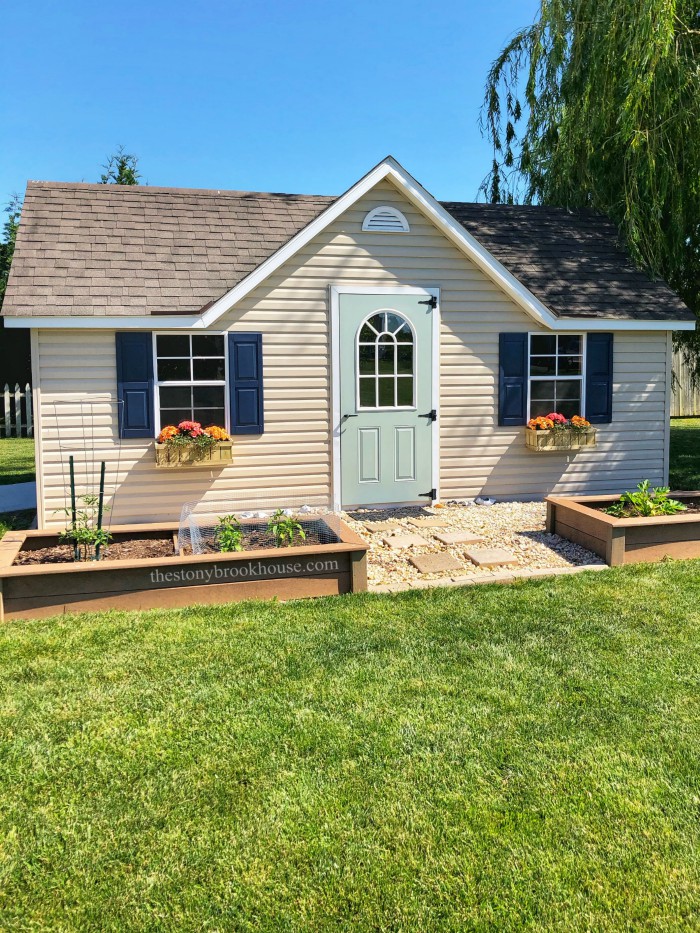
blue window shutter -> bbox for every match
[585,333,613,424]
[499,332,528,426]
[228,332,264,434]
[115,332,154,439]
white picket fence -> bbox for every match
[1,383,33,438]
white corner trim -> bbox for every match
[329,284,440,511]
[663,331,673,485]
[30,328,45,528]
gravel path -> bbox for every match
[341,500,603,587]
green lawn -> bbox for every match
[0,436,35,486]
[670,417,700,490]
[1,564,700,930]
[0,509,35,538]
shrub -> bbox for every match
[604,480,687,518]
[214,514,244,553]
[268,509,306,548]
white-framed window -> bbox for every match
[356,311,415,409]
[154,333,228,431]
[528,333,585,419]
[362,206,410,233]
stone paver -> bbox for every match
[434,531,485,546]
[381,533,428,550]
[409,552,463,574]
[407,517,446,529]
[363,521,401,533]
[464,547,519,568]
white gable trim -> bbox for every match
[3,156,695,331]
[197,156,564,329]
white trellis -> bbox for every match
[1,383,33,437]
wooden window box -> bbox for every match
[154,441,233,468]
[525,428,596,452]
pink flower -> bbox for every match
[546,412,568,425]
[177,420,203,437]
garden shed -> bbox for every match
[2,157,695,526]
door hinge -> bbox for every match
[420,488,437,500]
[420,409,437,422]
[418,295,438,309]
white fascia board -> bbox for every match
[553,318,696,331]
[3,315,204,329]
[6,313,693,332]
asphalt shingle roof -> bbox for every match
[2,180,694,323]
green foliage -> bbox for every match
[214,514,244,553]
[0,437,35,486]
[481,1,699,367]
[0,194,22,311]
[669,417,700,491]
[100,146,141,185]
[267,508,306,547]
[56,494,111,561]
[163,432,217,450]
[0,509,36,540]
[604,480,687,518]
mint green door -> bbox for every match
[339,292,435,507]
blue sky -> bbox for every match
[2,0,536,206]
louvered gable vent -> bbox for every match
[362,206,410,233]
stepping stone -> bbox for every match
[363,521,400,533]
[409,552,463,574]
[434,531,485,546]
[407,517,446,528]
[464,547,519,568]
[381,533,428,550]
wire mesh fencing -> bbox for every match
[178,496,343,556]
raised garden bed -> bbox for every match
[0,517,368,621]
[546,492,700,566]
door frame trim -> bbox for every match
[329,284,440,511]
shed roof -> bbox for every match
[2,179,694,323]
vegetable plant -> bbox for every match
[268,509,306,547]
[604,480,687,518]
[57,495,111,561]
[214,514,244,553]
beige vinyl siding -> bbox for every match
[34,179,670,525]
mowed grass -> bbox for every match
[670,417,700,491]
[0,437,35,486]
[2,563,700,930]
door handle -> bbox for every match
[342,413,358,420]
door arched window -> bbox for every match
[356,311,415,409]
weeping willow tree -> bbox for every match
[481,0,700,371]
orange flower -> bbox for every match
[571,415,590,428]
[157,425,179,443]
[204,425,230,441]
[527,416,554,431]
